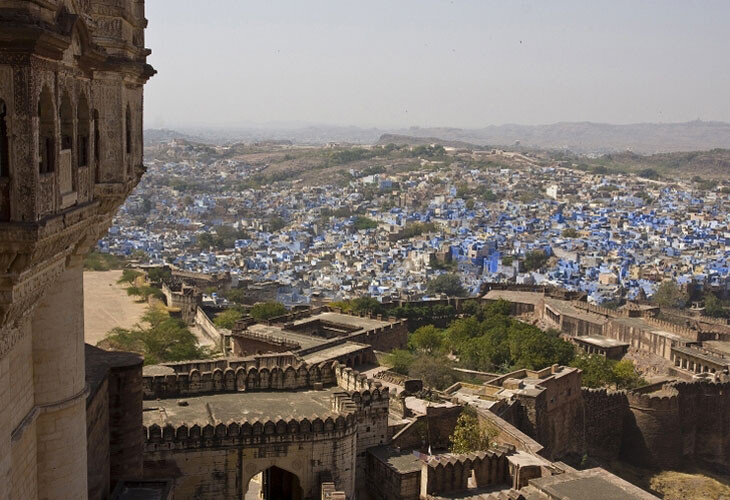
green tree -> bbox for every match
[562,228,579,238]
[409,325,444,353]
[523,250,549,271]
[117,269,143,284]
[250,302,287,322]
[449,407,497,454]
[268,216,287,233]
[571,354,644,389]
[651,280,689,309]
[427,273,466,296]
[353,216,378,230]
[408,355,457,390]
[101,308,210,365]
[385,349,415,375]
[214,309,244,329]
[704,293,727,318]
[147,267,172,283]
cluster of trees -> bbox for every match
[101,309,212,365]
[198,225,248,250]
[523,250,550,271]
[353,216,378,230]
[705,293,729,318]
[249,302,287,322]
[426,273,466,296]
[117,268,165,302]
[213,308,244,329]
[570,354,645,389]
[385,301,575,389]
[386,299,645,391]
[84,251,125,271]
[651,280,689,309]
[394,222,437,241]
[562,228,579,238]
[445,301,575,372]
[330,297,384,316]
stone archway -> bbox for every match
[246,465,303,500]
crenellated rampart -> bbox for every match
[143,361,338,400]
[643,317,698,340]
[582,388,627,460]
[144,411,358,451]
[420,446,514,497]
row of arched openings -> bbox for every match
[33,86,130,178]
[0,87,133,190]
[0,99,8,178]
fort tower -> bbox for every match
[0,1,154,498]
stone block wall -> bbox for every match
[366,452,420,500]
[582,388,626,460]
[143,411,359,499]
[143,361,337,400]
[420,448,512,497]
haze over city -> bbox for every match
[145,0,730,129]
[2,1,730,500]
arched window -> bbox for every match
[59,91,73,152]
[38,86,55,174]
[93,109,100,164]
[125,105,131,155]
[0,99,8,177]
[77,95,90,168]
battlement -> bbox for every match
[582,387,627,405]
[143,361,337,400]
[144,412,359,451]
[572,301,623,318]
[643,317,698,340]
[421,446,514,496]
[625,387,679,412]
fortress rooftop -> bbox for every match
[143,386,342,427]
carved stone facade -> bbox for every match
[0,1,153,499]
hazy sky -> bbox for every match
[144,0,730,130]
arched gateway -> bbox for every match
[142,360,389,500]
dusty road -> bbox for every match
[84,270,147,345]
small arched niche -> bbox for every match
[77,94,90,168]
[38,86,55,174]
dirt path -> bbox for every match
[84,270,148,345]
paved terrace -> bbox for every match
[247,323,325,349]
[300,341,369,364]
[143,386,343,427]
[291,311,392,331]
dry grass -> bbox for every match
[601,460,730,500]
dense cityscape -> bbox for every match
[99,139,730,307]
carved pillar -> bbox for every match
[31,254,88,500]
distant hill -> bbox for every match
[581,148,730,179]
[377,134,481,149]
[144,129,210,146]
[147,120,730,154]
[390,121,730,154]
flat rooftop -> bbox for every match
[574,335,630,349]
[300,341,369,364]
[292,311,392,331]
[544,298,610,324]
[369,446,423,474]
[530,468,659,500]
[703,340,730,356]
[483,290,544,305]
[143,386,342,427]
[247,323,325,349]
